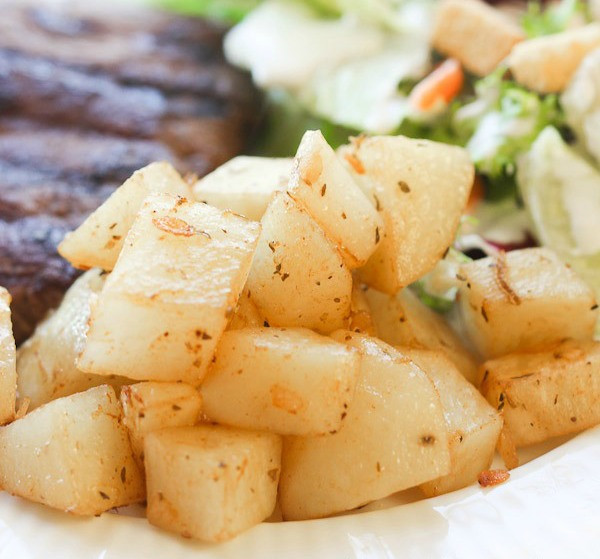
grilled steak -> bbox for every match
[1,0,261,343]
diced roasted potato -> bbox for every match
[245,192,352,333]
[0,385,144,515]
[0,288,16,424]
[347,282,377,336]
[404,349,502,497]
[279,332,450,520]
[201,328,360,436]
[480,340,600,449]
[193,156,292,221]
[59,162,191,271]
[79,194,260,384]
[457,248,598,361]
[120,382,202,469]
[431,0,524,76]
[365,286,478,383]
[287,130,384,268]
[226,288,264,330]
[16,270,129,410]
[145,425,281,542]
[508,23,600,93]
[339,135,473,293]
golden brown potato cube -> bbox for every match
[279,333,450,520]
[347,282,377,336]
[0,288,16,424]
[145,425,281,542]
[59,162,191,271]
[457,248,598,361]
[245,192,352,334]
[79,194,260,384]
[17,270,129,410]
[340,135,473,293]
[432,0,524,76]
[193,156,292,221]
[508,23,600,93]
[226,288,264,330]
[200,328,360,436]
[288,130,384,268]
[0,385,144,515]
[120,382,202,469]
[480,340,600,448]
[405,349,502,497]
[365,286,478,383]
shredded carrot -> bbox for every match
[409,58,464,112]
[466,174,485,214]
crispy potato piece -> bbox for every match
[457,248,598,362]
[340,135,473,293]
[365,286,478,383]
[245,192,352,334]
[432,0,525,76]
[59,162,191,271]
[288,130,384,268]
[120,382,202,469]
[16,270,129,410]
[226,288,264,330]
[508,23,600,93]
[405,349,502,497]
[480,340,600,448]
[79,194,260,384]
[200,328,360,436]
[145,425,281,542]
[193,156,292,221]
[279,332,450,520]
[347,282,377,336]
[0,385,144,515]
[0,288,16,424]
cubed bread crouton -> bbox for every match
[432,0,525,76]
[508,23,600,93]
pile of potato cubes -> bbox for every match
[0,130,596,543]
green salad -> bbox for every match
[161,0,600,329]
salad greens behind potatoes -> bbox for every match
[159,0,600,330]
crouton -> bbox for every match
[508,23,600,93]
[432,0,525,77]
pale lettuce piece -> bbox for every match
[455,74,563,184]
[299,37,429,133]
[466,111,537,176]
[224,1,385,89]
[157,0,260,22]
[562,48,600,164]
[306,0,437,33]
[522,0,588,38]
[460,198,532,248]
[518,127,600,332]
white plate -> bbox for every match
[1,426,599,559]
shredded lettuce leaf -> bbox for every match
[156,0,261,22]
[518,126,600,334]
[455,70,564,198]
[522,0,589,38]
[410,249,472,314]
[296,0,437,33]
[562,48,600,165]
[298,36,430,134]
